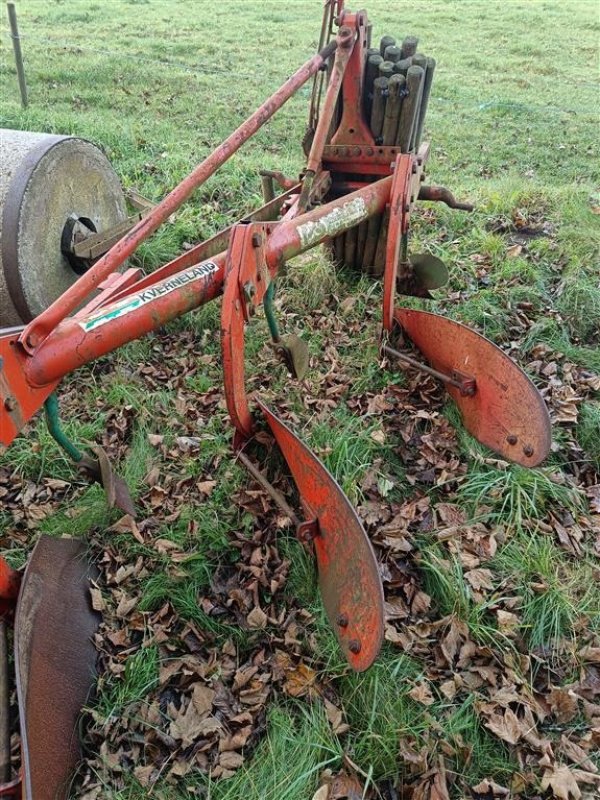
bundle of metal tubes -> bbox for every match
[332,34,435,275]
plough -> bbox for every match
[0,1,552,796]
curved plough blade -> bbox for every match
[258,401,384,671]
[394,307,551,467]
[15,536,100,800]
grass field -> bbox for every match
[1,1,599,798]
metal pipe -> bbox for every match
[418,185,474,211]
[300,27,354,210]
[236,451,299,526]
[305,28,354,175]
[383,344,476,395]
[108,184,300,304]
[21,40,338,352]
[25,176,393,387]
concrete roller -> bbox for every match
[0,129,127,328]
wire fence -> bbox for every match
[1,28,598,119]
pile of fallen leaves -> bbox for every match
[1,217,599,799]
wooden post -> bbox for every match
[7,2,28,108]
[379,35,395,57]
[370,76,388,141]
[393,58,412,77]
[364,53,383,119]
[396,65,424,151]
[384,45,402,63]
[344,224,358,267]
[260,174,275,203]
[373,206,390,276]
[379,60,394,80]
[382,74,405,145]
[356,219,368,267]
[400,36,419,59]
[414,57,436,149]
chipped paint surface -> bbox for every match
[297,197,367,249]
[78,262,219,332]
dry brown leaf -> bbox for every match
[89,586,105,612]
[579,646,600,664]
[196,479,217,496]
[133,764,157,787]
[324,698,349,735]
[169,699,222,747]
[191,683,215,717]
[283,662,320,698]
[471,778,510,797]
[329,772,364,799]
[246,606,268,629]
[559,735,598,773]
[465,568,494,591]
[483,708,524,745]
[219,751,244,771]
[409,681,435,706]
[540,764,582,800]
[548,687,579,724]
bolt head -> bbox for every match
[4,396,16,412]
[506,434,518,445]
[348,639,361,654]
[523,444,534,457]
[336,614,348,628]
[251,233,262,248]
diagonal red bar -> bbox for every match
[19,40,338,354]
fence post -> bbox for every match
[7,2,28,108]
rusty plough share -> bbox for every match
[0,1,552,796]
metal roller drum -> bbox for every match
[0,129,127,327]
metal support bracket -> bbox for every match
[296,518,319,544]
[221,222,274,440]
[382,153,413,331]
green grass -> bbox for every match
[94,645,160,721]
[339,652,426,780]
[206,703,343,800]
[493,532,600,649]
[1,1,599,798]
[457,463,583,528]
[578,402,600,468]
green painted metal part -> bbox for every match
[263,281,281,343]
[43,393,83,463]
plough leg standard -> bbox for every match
[0,2,551,796]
